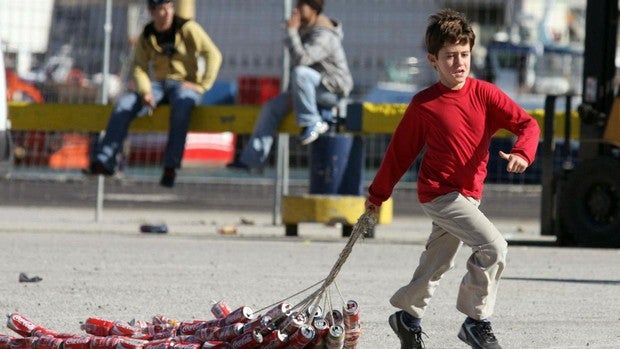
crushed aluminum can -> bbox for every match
[6,313,38,337]
[31,326,58,338]
[177,321,208,336]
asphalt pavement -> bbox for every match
[0,206,619,348]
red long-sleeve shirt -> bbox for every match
[368,77,540,205]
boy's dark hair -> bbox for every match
[425,9,475,55]
[299,0,324,14]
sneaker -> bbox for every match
[225,160,263,175]
[299,121,329,145]
[160,168,176,188]
[82,161,114,176]
[458,318,502,349]
[388,311,427,349]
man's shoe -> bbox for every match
[160,168,176,188]
[299,121,329,145]
[458,318,502,349]
[82,161,114,176]
[388,311,427,349]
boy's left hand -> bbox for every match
[499,151,528,174]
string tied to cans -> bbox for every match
[1,213,376,349]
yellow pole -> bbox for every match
[175,0,195,19]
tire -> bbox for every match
[558,157,620,247]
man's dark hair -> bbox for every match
[425,9,476,55]
[147,0,173,9]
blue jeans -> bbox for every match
[239,66,339,170]
[95,79,203,171]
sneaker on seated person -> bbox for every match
[299,120,329,145]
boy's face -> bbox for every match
[150,2,175,32]
[428,42,471,90]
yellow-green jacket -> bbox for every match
[133,16,222,95]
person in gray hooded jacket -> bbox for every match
[227,0,353,173]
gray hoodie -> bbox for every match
[285,15,354,97]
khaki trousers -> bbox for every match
[390,191,508,320]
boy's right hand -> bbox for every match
[365,199,380,214]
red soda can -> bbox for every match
[117,338,148,349]
[260,330,287,349]
[55,334,80,339]
[326,325,345,349]
[263,303,292,324]
[82,318,115,337]
[0,335,14,349]
[175,336,200,344]
[241,316,272,335]
[288,325,315,349]
[7,313,38,337]
[213,323,243,342]
[283,312,307,336]
[343,300,360,327]
[194,326,220,342]
[152,328,176,341]
[111,321,140,337]
[143,339,172,349]
[210,300,231,319]
[223,307,254,326]
[172,343,200,349]
[305,305,323,320]
[31,327,58,338]
[63,336,92,349]
[201,343,230,349]
[8,337,36,349]
[229,330,262,349]
[329,310,344,327]
[89,336,119,349]
[35,336,64,349]
[310,317,329,346]
[343,323,362,348]
[177,321,208,336]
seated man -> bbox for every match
[227,0,353,173]
[84,0,222,187]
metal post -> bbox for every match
[540,95,556,236]
[95,0,113,222]
[272,0,293,225]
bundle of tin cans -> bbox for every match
[1,299,361,349]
